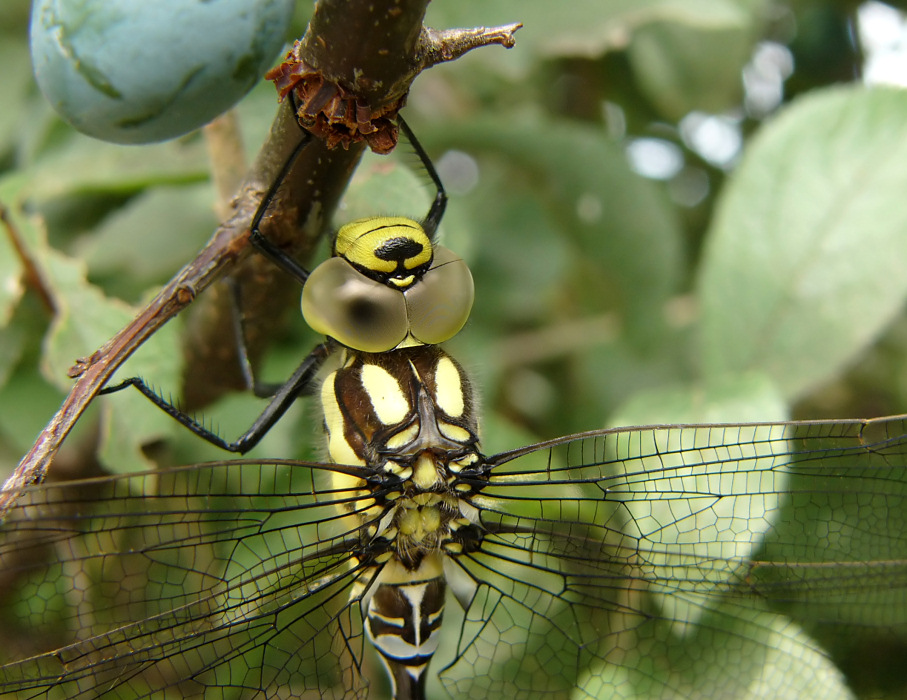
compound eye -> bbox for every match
[405,246,474,345]
[302,257,408,352]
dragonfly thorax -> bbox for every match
[322,345,484,559]
[322,343,486,697]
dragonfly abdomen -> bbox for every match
[360,555,446,700]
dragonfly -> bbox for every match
[1,116,907,700]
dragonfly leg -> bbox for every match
[100,342,330,453]
[397,117,447,237]
[247,128,314,285]
[224,274,288,399]
[98,108,331,453]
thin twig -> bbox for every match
[0,204,57,315]
[203,110,247,222]
[417,24,523,68]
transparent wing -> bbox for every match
[3,418,907,699]
[0,461,384,700]
[438,416,907,699]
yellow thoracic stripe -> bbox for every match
[360,363,410,425]
[433,355,465,418]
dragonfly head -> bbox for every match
[302,217,474,352]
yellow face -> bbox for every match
[333,216,433,288]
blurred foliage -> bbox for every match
[2,0,907,696]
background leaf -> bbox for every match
[699,86,907,402]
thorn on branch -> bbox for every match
[417,23,523,68]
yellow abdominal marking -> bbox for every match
[379,552,444,584]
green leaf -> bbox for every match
[432,115,684,345]
[79,183,217,301]
[575,602,855,700]
[94,319,184,474]
[0,175,30,329]
[0,37,35,162]
[35,216,183,472]
[609,372,788,427]
[27,133,209,201]
[699,86,907,401]
[0,360,67,458]
[627,16,758,120]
